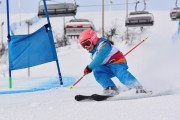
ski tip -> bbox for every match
[75,95,84,101]
[74,94,113,101]
[75,95,80,101]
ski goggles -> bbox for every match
[80,39,92,49]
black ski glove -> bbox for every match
[84,66,92,75]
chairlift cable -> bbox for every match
[39,0,77,4]
[79,1,144,8]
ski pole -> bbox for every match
[70,37,148,89]
[70,74,85,90]
[124,37,148,56]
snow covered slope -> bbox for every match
[0,11,180,120]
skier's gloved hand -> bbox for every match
[84,66,92,75]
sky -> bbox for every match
[0,0,177,13]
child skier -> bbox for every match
[78,29,146,95]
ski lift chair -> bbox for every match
[125,0,154,27]
[125,11,154,27]
[6,0,63,88]
[38,0,77,18]
[65,18,95,37]
[170,7,180,21]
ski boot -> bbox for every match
[103,86,119,96]
[135,86,148,94]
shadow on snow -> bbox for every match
[0,76,76,95]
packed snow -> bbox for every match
[0,11,180,120]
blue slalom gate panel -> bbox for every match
[6,0,63,87]
[8,25,57,70]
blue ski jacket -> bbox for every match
[88,38,125,70]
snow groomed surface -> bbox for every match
[0,76,76,95]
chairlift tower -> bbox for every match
[25,20,33,77]
[126,0,129,39]
[18,0,22,26]
[0,1,4,44]
[1,22,4,44]
[102,0,105,37]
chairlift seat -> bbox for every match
[38,3,77,17]
[126,11,154,27]
[65,19,95,36]
[69,19,90,22]
[170,7,180,21]
[129,11,149,15]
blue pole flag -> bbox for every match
[8,25,57,70]
[6,0,63,87]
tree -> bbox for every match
[104,19,121,43]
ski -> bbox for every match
[75,90,172,102]
[75,94,113,101]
